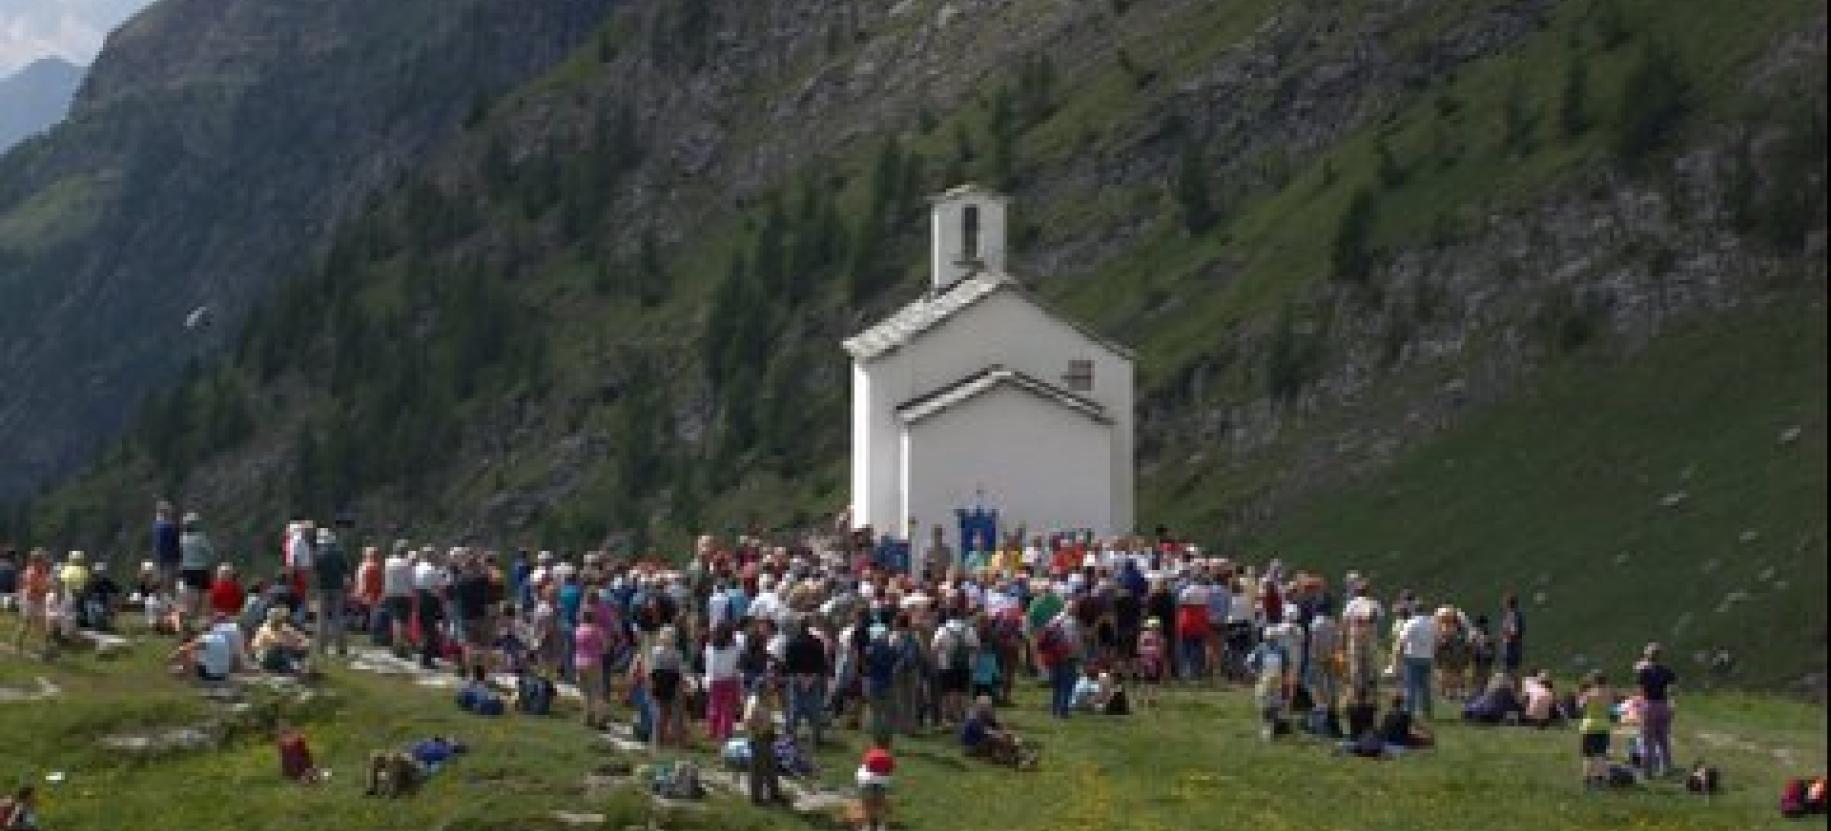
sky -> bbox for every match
[0,0,155,75]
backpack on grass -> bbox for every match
[1780,776,1827,818]
[1684,762,1720,795]
[277,730,314,781]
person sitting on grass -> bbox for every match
[1378,692,1434,754]
[1069,664,1102,712]
[960,695,1038,769]
[169,613,247,681]
[1341,691,1433,758]
[0,785,40,830]
[252,606,309,674]
[1522,669,1559,728]
[1462,672,1522,725]
[854,741,895,831]
[81,561,121,632]
[1095,671,1130,715]
[455,664,505,716]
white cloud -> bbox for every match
[0,0,156,75]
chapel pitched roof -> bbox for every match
[842,271,1134,362]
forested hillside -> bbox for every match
[9,0,1826,688]
[0,0,620,497]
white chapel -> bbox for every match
[844,185,1135,572]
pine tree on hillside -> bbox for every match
[989,87,1018,188]
[1616,42,1691,161]
[1172,140,1217,234]
[1331,187,1378,284]
[1502,74,1539,157]
[1560,56,1591,138]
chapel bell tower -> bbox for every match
[930,184,1008,294]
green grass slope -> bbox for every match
[2,624,1826,831]
[1249,299,1828,692]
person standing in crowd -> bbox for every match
[58,552,91,621]
[355,547,384,641]
[1175,575,1212,682]
[285,521,315,624]
[648,625,687,749]
[0,549,17,614]
[1342,581,1383,696]
[453,553,493,673]
[1501,593,1525,675]
[13,550,51,656]
[574,608,610,730]
[1040,606,1082,719]
[1399,604,1438,719]
[1469,614,1497,687]
[312,527,350,658]
[784,614,830,746]
[412,548,447,670]
[1249,622,1291,740]
[744,681,784,805]
[1306,606,1341,715]
[1577,670,1614,787]
[888,613,925,736]
[1635,642,1678,778]
[557,566,584,682]
[704,621,742,743]
[153,501,181,596]
[382,542,414,657]
[178,513,215,627]
[1026,581,1064,680]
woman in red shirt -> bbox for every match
[208,564,246,619]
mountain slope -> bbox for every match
[0,0,621,498]
[15,0,1828,688]
[1254,300,1827,693]
[0,57,83,152]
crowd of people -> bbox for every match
[0,501,1698,827]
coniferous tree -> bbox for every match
[1331,187,1378,284]
[1559,57,1591,138]
[1502,74,1539,157]
[1172,140,1217,234]
[1616,42,1690,161]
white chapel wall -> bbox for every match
[901,384,1115,553]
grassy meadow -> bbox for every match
[2,616,1825,831]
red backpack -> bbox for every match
[1037,622,1070,667]
[277,730,314,781]
[1780,778,1810,818]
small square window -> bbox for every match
[1064,359,1094,392]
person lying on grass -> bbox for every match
[1462,672,1523,724]
[960,695,1039,769]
